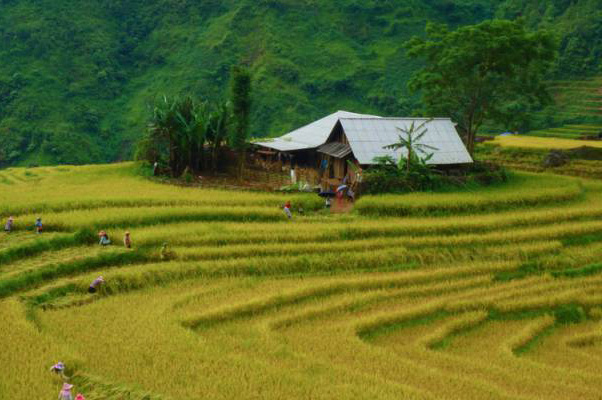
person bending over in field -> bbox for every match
[4,216,13,233]
[160,242,175,260]
[75,393,86,400]
[283,201,292,219]
[35,217,43,234]
[58,383,74,400]
[98,231,111,246]
[88,276,105,294]
[50,361,66,378]
[124,231,132,248]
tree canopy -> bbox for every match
[406,19,557,154]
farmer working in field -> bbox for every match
[283,201,292,219]
[124,231,132,248]
[88,276,105,294]
[35,217,43,234]
[58,383,74,400]
[98,231,111,246]
[50,361,66,377]
[4,216,13,233]
[160,242,172,260]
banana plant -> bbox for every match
[383,119,438,174]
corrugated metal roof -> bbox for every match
[255,110,380,152]
[340,118,473,165]
[317,142,352,158]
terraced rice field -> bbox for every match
[511,76,602,140]
[547,76,602,119]
[492,135,602,150]
[477,137,602,180]
[527,124,602,140]
[2,163,602,399]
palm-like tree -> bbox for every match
[147,96,207,177]
[142,95,234,177]
[148,95,180,175]
[174,97,207,174]
[205,101,231,173]
[383,119,438,173]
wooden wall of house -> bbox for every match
[319,154,352,189]
[329,123,349,145]
[256,122,367,190]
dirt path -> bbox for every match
[331,199,354,213]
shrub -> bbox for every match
[362,161,507,195]
[554,304,586,324]
[463,162,509,186]
[181,167,194,184]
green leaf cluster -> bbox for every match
[136,95,232,177]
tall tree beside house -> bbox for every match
[405,19,557,155]
[229,66,252,180]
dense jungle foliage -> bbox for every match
[0,0,600,167]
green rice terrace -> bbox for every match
[476,140,602,180]
[525,75,602,139]
[548,76,602,120]
[527,124,602,140]
[2,162,602,399]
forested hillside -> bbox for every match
[0,0,600,166]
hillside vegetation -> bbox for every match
[2,163,602,398]
[0,0,600,167]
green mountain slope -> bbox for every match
[0,0,600,167]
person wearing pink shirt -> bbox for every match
[88,276,105,294]
[58,383,73,400]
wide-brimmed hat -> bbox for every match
[62,383,73,390]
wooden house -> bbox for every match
[254,111,473,189]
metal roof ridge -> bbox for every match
[273,111,376,138]
[339,117,452,121]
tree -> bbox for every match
[405,19,556,155]
[174,96,207,176]
[140,95,206,177]
[205,101,231,173]
[383,120,438,173]
[146,95,179,175]
[230,66,252,180]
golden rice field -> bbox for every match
[493,135,602,150]
[1,162,602,399]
